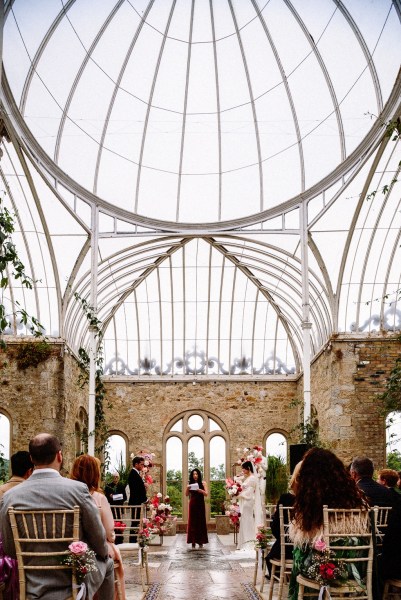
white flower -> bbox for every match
[157,492,163,498]
[144,460,149,466]
[130,453,134,459]
[158,503,166,511]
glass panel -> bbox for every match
[166,437,183,518]
[170,419,183,433]
[106,435,127,473]
[188,436,204,475]
[266,433,287,462]
[209,436,226,519]
[0,413,11,482]
[188,415,204,431]
[386,412,401,460]
[209,419,221,432]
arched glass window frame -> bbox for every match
[105,430,129,472]
[264,428,289,464]
[163,409,229,523]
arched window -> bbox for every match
[164,411,229,523]
[386,411,401,467]
[106,433,128,473]
[0,412,11,482]
[265,431,288,462]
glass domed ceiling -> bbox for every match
[3,0,400,225]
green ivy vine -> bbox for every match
[0,195,45,347]
[74,292,111,468]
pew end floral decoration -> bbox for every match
[254,525,271,550]
[224,501,241,526]
[61,541,98,584]
[303,538,348,586]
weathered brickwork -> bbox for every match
[1,334,400,472]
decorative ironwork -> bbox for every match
[103,348,295,376]
[350,306,401,333]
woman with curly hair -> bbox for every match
[288,447,369,600]
[71,455,126,600]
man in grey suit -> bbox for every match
[0,433,114,599]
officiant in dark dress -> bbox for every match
[128,456,148,542]
[105,472,127,544]
[186,468,208,549]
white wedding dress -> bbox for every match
[237,474,263,550]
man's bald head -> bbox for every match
[29,433,62,466]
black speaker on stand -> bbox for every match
[289,444,311,473]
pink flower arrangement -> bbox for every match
[225,502,241,526]
[61,541,98,583]
[236,446,267,478]
[147,493,176,535]
[225,477,243,497]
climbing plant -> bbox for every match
[0,195,45,346]
[74,292,111,469]
[378,335,401,415]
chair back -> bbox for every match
[8,505,80,600]
[278,505,294,565]
[322,505,373,598]
[110,503,145,547]
[371,506,392,549]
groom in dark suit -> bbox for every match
[128,455,148,542]
[0,433,114,600]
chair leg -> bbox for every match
[268,563,276,600]
[253,551,258,587]
[260,555,267,593]
[277,568,285,600]
[298,582,304,600]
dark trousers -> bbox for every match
[129,506,141,543]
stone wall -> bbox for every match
[0,338,87,471]
[103,379,299,467]
[307,334,401,468]
[1,333,400,475]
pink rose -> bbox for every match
[69,541,88,556]
[314,538,327,552]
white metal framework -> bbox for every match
[0,1,400,409]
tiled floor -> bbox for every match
[123,532,266,600]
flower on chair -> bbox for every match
[303,538,348,586]
[61,541,98,584]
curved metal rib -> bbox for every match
[19,0,77,116]
[54,0,125,166]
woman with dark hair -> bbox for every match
[186,468,208,549]
[237,460,263,551]
[71,455,126,600]
[288,447,369,600]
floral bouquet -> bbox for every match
[61,541,98,584]
[137,519,158,548]
[254,525,271,550]
[148,493,177,535]
[224,501,241,526]
[303,539,348,586]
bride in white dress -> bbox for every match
[237,460,264,550]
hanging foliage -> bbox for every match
[74,292,111,468]
[0,196,45,346]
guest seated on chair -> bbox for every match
[71,455,126,600]
[350,457,394,507]
[0,433,115,600]
[288,448,369,600]
[377,468,401,503]
[265,460,302,579]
